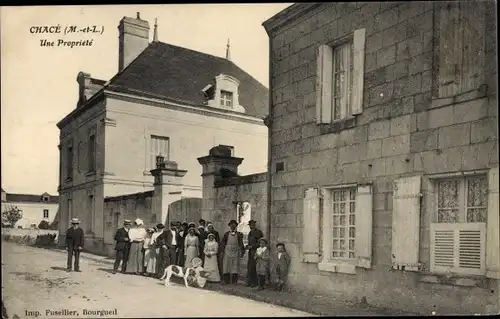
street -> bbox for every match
[1,241,312,318]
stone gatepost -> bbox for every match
[150,158,187,225]
[197,146,243,229]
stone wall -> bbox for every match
[266,2,498,315]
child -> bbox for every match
[255,238,270,290]
[273,242,291,292]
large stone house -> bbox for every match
[1,188,59,229]
[56,13,268,252]
[263,2,498,315]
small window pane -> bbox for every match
[438,179,460,208]
[340,203,346,214]
[349,214,355,225]
[437,209,460,223]
[339,227,345,238]
[467,177,487,207]
[467,208,487,223]
[349,227,355,238]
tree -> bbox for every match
[1,205,23,227]
[38,220,50,229]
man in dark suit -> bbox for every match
[113,219,131,274]
[66,218,84,272]
[157,221,180,269]
[246,220,264,287]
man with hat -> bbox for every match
[246,220,263,287]
[65,218,84,272]
[112,219,132,274]
[220,219,246,284]
[156,221,180,271]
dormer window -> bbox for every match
[220,90,233,108]
[43,196,49,202]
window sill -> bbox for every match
[318,261,356,274]
[419,272,490,288]
[431,85,488,110]
[318,116,357,135]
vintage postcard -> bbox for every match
[1,2,499,318]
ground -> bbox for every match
[1,241,312,318]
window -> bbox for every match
[88,134,96,172]
[275,161,285,173]
[331,188,357,259]
[150,135,170,170]
[43,196,49,202]
[66,145,73,180]
[43,209,49,219]
[430,175,487,275]
[434,2,486,98]
[220,90,233,108]
[87,195,95,233]
[316,28,366,124]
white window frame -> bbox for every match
[316,28,365,124]
[429,173,488,276]
[319,184,358,274]
[220,90,234,108]
[149,135,170,170]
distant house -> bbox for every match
[263,2,498,316]
[56,13,269,253]
[1,188,59,228]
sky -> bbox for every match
[0,4,291,195]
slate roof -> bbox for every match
[105,41,269,118]
[4,193,59,204]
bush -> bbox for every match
[38,220,50,230]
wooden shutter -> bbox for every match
[460,1,486,93]
[316,45,333,124]
[302,187,321,263]
[351,28,366,116]
[486,167,500,279]
[391,175,422,272]
[355,184,373,268]
[437,2,463,98]
[430,223,486,276]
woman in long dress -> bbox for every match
[126,218,147,274]
[203,233,221,282]
[143,228,156,277]
[184,227,199,268]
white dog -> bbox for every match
[160,259,211,288]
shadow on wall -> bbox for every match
[1,228,59,248]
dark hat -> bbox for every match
[276,242,286,248]
[228,220,238,226]
[156,223,165,229]
[170,221,176,227]
[259,238,268,245]
[248,220,257,225]
[182,222,189,227]
[199,219,206,223]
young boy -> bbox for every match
[273,242,291,292]
[255,238,270,290]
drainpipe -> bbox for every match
[265,34,273,241]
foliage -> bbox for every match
[1,205,23,227]
[38,220,50,230]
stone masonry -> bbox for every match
[264,2,498,315]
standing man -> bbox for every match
[199,219,207,231]
[246,220,263,287]
[66,218,84,272]
[157,221,179,269]
[221,220,246,285]
[197,225,208,265]
[113,220,131,274]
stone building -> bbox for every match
[1,188,59,229]
[262,2,498,315]
[56,13,269,253]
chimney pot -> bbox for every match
[137,12,140,19]
[118,14,150,72]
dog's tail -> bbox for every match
[159,268,168,280]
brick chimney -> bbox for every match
[118,12,150,72]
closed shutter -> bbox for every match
[437,2,463,98]
[354,184,373,268]
[391,175,422,271]
[460,1,486,93]
[351,28,366,116]
[302,187,321,263]
[486,167,500,279]
[430,223,486,276]
[316,45,333,124]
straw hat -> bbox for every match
[71,218,80,224]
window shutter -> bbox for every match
[438,2,463,98]
[460,1,486,93]
[351,28,366,116]
[355,184,373,268]
[391,175,422,272]
[316,45,333,124]
[302,187,321,263]
[430,223,486,276]
[486,167,500,279]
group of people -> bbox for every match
[111,217,291,290]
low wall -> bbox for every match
[1,228,59,247]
